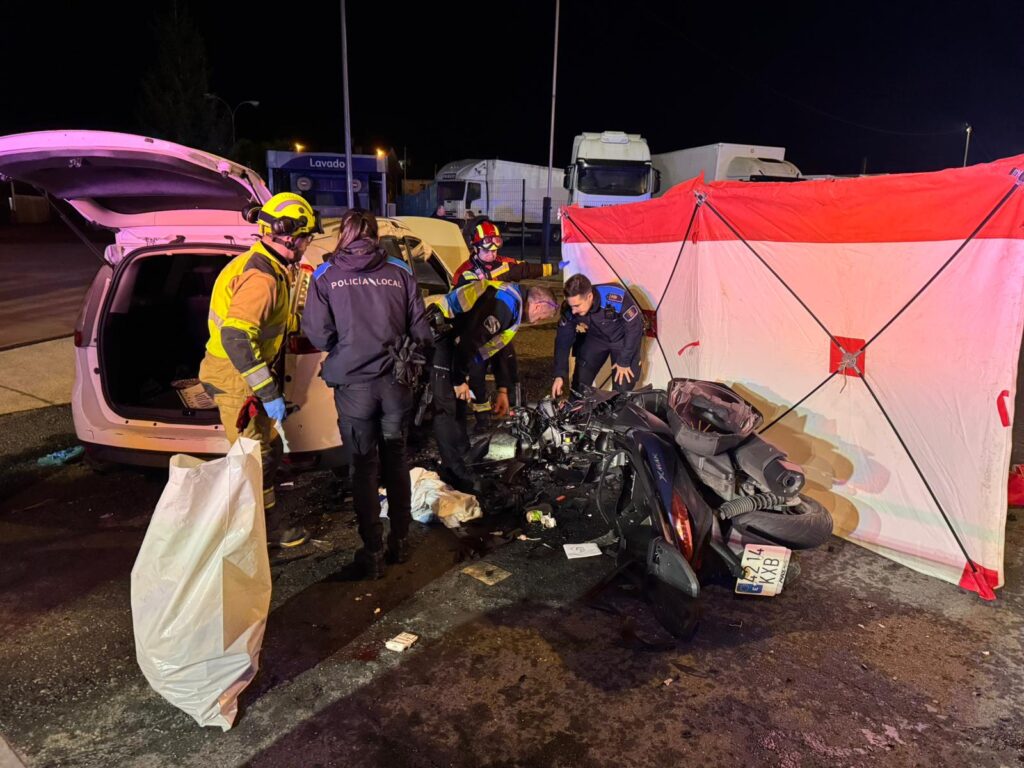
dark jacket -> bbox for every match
[302,237,431,385]
[553,284,644,381]
[437,281,522,386]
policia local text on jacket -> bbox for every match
[302,213,432,575]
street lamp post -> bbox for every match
[541,0,560,263]
[204,93,259,151]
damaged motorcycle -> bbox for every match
[472,378,834,639]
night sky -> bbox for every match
[3,1,1021,178]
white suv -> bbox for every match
[0,131,466,468]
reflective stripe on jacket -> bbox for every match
[205,241,292,401]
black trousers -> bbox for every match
[571,335,641,393]
[431,339,472,481]
[467,344,518,408]
[333,379,413,552]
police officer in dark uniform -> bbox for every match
[302,210,432,579]
[430,280,558,490]
[551,273,644,398]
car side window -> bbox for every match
[413,255,450,296]
[379,236,408,266]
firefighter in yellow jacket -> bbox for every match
[200,192,322,547]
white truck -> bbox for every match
[563,131,659,208]
[651,143,802,195]
[434,158,567,242]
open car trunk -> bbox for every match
[99,246,240,423]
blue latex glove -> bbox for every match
[264,397,287,422]
[558,260,570,269]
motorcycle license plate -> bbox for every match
[735,544,792,597]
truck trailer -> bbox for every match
[435,158,567,242]
[651,143,801,196]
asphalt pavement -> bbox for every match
[0,339,1022,767]
[0,222,1022,767]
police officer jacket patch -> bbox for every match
[623,305,639,322]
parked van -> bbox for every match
[0,131,463,468]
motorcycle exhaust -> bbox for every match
[732,435,805,497]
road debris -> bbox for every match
[385,632,419,652]
[36,446,84,466]
[462,563,512,585]
[563,543,602,559]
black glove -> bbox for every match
[387,335,427,387]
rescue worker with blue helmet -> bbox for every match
[551,273,644,398]
[200,192,322,548]
[302,210,432,579]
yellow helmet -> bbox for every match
[251,192,323,238]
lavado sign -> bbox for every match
[308,157,346,170]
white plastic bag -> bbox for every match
[130,438,272,730]
[410,467,482,527]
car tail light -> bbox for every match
[642,309,657,338]
[287,334,320,355]
[671,490,694,561]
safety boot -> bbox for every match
[387,535,412,564]
[355,548,386,580]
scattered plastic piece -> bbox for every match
[462,563,512,585]
[36,446,84,466]
[374,607,381,615]
[563,543,602,559]
[385,632,419,652]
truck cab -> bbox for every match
[564,131,660,208]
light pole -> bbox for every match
[204,93,259,150]
[962,123,973,167]
[541,0,560,263]
[341,0,354,209]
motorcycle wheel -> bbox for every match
[649,578,701,641]
[728,494,833,550]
